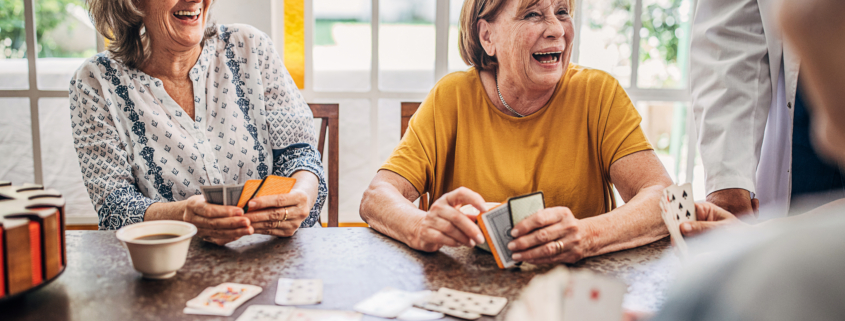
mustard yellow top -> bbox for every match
[381,65,652,218]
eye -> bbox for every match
[557,9,569,16]
[524,11,540,19]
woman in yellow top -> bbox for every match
[360,0,673,264]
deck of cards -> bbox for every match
[659,183,697,259]
[473,192,546,269]
[200,175,296,211]
[506,267,626,321]
[183,283,263,316]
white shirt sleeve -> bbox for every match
[690,0,773,196]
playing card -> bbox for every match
[561,271,626,321]
[478,204,518,269]
[415,301,481,320]
[508,191,544,226]
[353,287,433,318]
[286,309,363,321]
[201,185,225,205]
[428,287,508,316]
[275,278,323,305]
[225,184,246,206]
[186,283,262,316]
[396,307,445,321]
[235,305,296,321]
[660,183,696,259]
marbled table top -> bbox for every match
[0,228,679,320]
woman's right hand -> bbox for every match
[679,202,746,237]
[408,187,488,252]
[183,195,254,245]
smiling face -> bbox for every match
[141,0,212,51]
[480,0,574,90]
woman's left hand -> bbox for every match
[243,188,313,237]
[507,207,589,264]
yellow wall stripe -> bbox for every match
[284,0,306,89]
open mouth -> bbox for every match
[532,51,562,64]
[173,8,202,21]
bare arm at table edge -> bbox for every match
[581,150,674,257]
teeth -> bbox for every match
[533,51,562,56]
[175,8,201,16]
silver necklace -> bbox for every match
[495,71,526,117]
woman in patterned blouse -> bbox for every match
[71,0,327,245]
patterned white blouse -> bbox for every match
[69,24,326,230]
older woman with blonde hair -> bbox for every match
[360,0,674,264]
[71,0,326,245]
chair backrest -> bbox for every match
[309,103,339,227]
[399,102,429,211]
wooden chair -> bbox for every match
[309,103,339,227]
[400,102,429,212]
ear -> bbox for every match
[478,19,496,57]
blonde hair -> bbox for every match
[87,0,217,68]
[458,0,574,70]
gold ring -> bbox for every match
[282,207,288,222]
[556,240,565,255]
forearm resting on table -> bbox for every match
[360,171,426,246]
[144,200,189,221]
[581,185,668,257]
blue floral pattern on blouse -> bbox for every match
[69,24,326,230]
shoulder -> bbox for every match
[563,64,622,90]
[427,68,482,105]
[216,23,271,45]
[70,52,127,93]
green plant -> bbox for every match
[0,0,89,59]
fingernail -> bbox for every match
[248,201,256,208]
[682,223,691,232]
[476,234,485,244]
[512,253,522,261]
[511,229,519,237]
[469,239,476,247]
[507,242,515,250]
[248,226,255,235]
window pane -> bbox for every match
[379,0,436,92]
[637,0,693,89]
[0,0,30,89]
[448,0,469,73]
[577,0,634,87]
[637,101,699,189]
[0,98,34,185]
[39,98,96,217]
[313,0,372,92]
[35,0,96,90]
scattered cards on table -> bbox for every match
[184,283,263,316]
[659,183,697,259]
[276,278,323,306]
[506,267,626,321]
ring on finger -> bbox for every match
[555,240,565,255]
[272,220,280,229]
[283,207,288,222]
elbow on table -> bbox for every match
[359,181,382,224]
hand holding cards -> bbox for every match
[201,175,296,212]
[476,192,545,269]
[659,183,697,259]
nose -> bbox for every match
[543,16,565,39]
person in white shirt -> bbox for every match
[691,0,845,219]
[72,0,327,245]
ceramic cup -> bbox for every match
[115,220,197,279]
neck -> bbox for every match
[140,38,202,81]
[481,69,556,117]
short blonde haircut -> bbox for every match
[87,0,217,68]
[458,0,575,70]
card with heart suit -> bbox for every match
[561,270,626,321]
[428,287,508,316]
[286,309,363,321]
[235,305,296,321]
[275,278,323,306]
[353,287,433,318]
[185,283,263,316]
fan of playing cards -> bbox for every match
[659,183,697,260]
[200,175,296,211]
